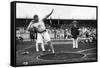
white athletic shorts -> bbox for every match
[36,31,51,44]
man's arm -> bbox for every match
[26,21,33,31]
[43,9,54,20]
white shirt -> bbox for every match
[31,20,46,32]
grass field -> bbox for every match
[16,39,97,66]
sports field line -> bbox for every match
[77,48,96,53]
[16,45,34,53]
[85,53,96,55]
[81,52,96,58]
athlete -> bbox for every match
[26,9,55,53]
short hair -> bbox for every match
[33,15,38,18]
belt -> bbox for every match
[38,30,46,33]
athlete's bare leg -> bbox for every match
[36,42,39,52]
[47,41,55,53]
[41,43,45,51]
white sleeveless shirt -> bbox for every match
[32,20,46,32]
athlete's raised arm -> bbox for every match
[42,9,54,20]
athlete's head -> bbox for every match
[33,15,39,22]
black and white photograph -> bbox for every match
[11,1,97,67]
